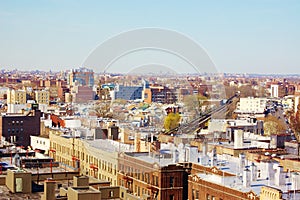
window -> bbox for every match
[206,194,210,200]
[145,173,149,183]
[169,177,174,187]
[169,195,174,200]
[153,175,158,186]
[109,191,113,197]
[141,172,145,181]
[195,191,199,199]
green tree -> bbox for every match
[164,113,181,131]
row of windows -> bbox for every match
[35,140,46,145]
[8,120,24,125]
[119,164,156,184]
[7,128,24,133]
[192,190,220,200]
[119,179,151,196]
[119,164,174,187]
[51,141,117,180]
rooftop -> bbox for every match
[86,139,134,153]
[125,152,175,167]
[197,153,299,196]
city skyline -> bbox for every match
[0,0,299,74]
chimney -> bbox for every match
[211,147,217,167]
[42,179,56,200]
[274,165,285,186]
[202,139,208,157]
[250,162,257,181]
[291,172,300,190]
[239,153,246,174]
[73,175,89,187]
[243,168,251,187]
[261,160,276,181]
[173,148,179,163]
[134,132,141,152]
[234,129,243,149]
[185,146,198,163]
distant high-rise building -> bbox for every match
[71,85,95,103]
[35,90,50,105]
[68,68,94,87]
[113,85,143,101]
[7,89,27,104]
[271,84,279,98]
[7,89,27,113]
[34,90,50,112]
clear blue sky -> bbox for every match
[0,0,299,74]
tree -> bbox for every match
[256,86,269,97]
[238,85,256,97]
[164,113,181,131]
[91,101,112,118]
[290,103,300,139]
[183,94,207,119]
[264,115,286,136]
[225,86,238,99]
[112,98,127,105]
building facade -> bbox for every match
[68,68,94,87]
[0,109,42,147]
[7,89,27,113]
[118,152,188,200]
[49,130,119,186]
[188,164,260,200]
[35,90,50,105]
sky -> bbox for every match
[0,0,299,74]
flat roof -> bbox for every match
[125,152,175,167]
[86,139,134,153]
[196,154,295,196]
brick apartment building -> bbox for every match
[0,109,41,147]
[188,163,259,200]
[118,152,188,200]
[143,85,177,104]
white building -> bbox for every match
[30,135,50,153]
[270,84,279,98]
[235,97,267,118]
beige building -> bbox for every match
[7,89,27,104]
[35,90,50,104]
[6,169,32,193]
[7,89,27,113]
[260,186,283,200]
[43,175,142,200]
[49,129,119,186]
